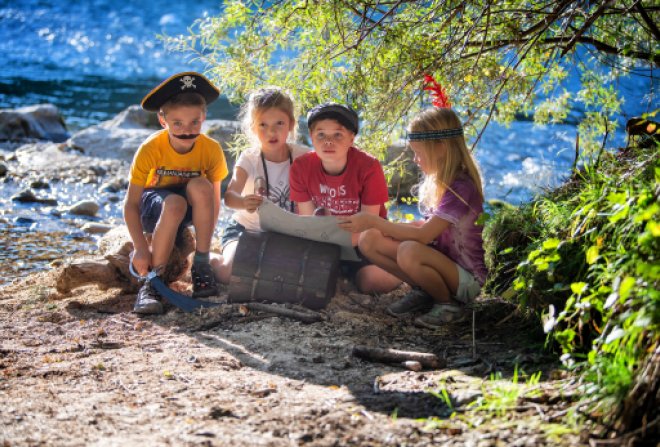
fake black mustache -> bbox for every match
[172,133,199,140]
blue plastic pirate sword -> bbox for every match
[129,260,220,313]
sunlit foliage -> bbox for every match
[165,1,658,157]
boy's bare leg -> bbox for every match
[186,178,215,252]
[397,241,460,304]
[151,194,188,267]
[355,265,402,294]
[357,229,415,284]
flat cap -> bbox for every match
[307,103,359,134]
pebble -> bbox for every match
[81,222,113,235]
[11,189,57,205]
[30,180,50,189]
[402,360,423,372]
[67,200,100,217]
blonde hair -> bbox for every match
[239,87,298,148]
[408,108,484,213]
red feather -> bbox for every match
[423,74,451,108]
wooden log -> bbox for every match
[55,225,196,293]
[55,259,124,293]
[101,226,195,284]
[352,345,446,370]
[245,302,324,324]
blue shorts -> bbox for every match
[140,186,193,235]
[221,220,246,249]
[339,247,372,279]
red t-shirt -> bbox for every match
[290,147,389,218]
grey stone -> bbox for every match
[81,222,113,235]
[10,189,57,206]
[0,104,69,142]
[67,200,100,217]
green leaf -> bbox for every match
[534,261,550,271]
[609,204,629,223]
[542,238,561,250]
[570,282,588,295]
[585,245,599,265]
[476,212,491,225]
[619,277,636,301]
[606,192,627,206]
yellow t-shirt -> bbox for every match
[129,130,228,188]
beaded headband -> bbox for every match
[407,128,464,141]
[407,74,463,141]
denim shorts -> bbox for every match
[339,247,372,279]
[140,186,193,234]
[454,264,481,304]
[221,220,246,249]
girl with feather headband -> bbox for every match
[338,75,487,329]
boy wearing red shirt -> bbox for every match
[290,103,400,293]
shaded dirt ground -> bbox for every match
[0,269,590,447]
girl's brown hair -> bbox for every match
[408,108,484,212]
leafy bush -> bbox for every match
[484,140,659,429]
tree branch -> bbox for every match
[634,1,660,41]
[459,35,658,65]
[560,0,616,57]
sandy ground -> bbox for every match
[0,270,586,447]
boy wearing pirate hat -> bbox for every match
[124,72,228,314]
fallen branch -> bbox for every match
[245,303,324,324]
[352,345,446,369]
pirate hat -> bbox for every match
[141,71,220,112]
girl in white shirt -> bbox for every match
[212,87,308,283]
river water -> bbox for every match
[0,0,656,282]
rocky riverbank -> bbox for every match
[0,104,415,285]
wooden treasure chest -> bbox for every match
[228,231,340,310]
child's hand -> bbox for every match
[337,212,375,233]
[131,247,152,276]
[243,194,264,213]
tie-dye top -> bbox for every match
[429,174,488,285]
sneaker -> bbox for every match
[191,262,219,298]
[133,281,164,315]
[414,303,465,329]
[386,288,434,317]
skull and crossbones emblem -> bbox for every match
[180,76,196,90]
